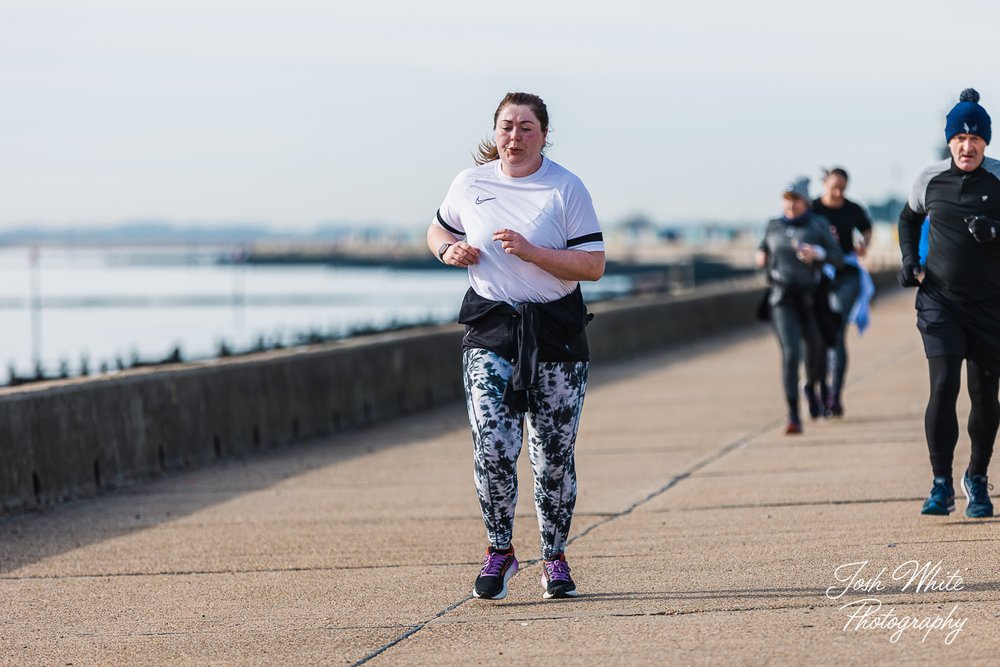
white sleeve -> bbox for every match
[432,173,466,237]
[562,177,604,251]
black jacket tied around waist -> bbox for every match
[457,285,593,411]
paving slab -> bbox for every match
[392,602,1000,667]
[2,287,999,665]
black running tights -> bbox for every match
[925,355,1000,479]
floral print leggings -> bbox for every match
[463,348,589,560]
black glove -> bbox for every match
[966,215,1000,243]
[897,260,921,288]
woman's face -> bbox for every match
[783,194,808,219]
[495,104,546,177]
[823,174,847,205]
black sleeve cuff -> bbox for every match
[567,232,603,247]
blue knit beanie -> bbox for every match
[945,88,991,144]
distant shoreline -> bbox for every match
[230,245,756,281]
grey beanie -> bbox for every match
[783,176,811,203]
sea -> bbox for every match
[0,245,633,385]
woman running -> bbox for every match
[427,92,605,600]
[756,177,843,434]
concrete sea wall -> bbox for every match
[0,272,897,513]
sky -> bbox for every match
[2,0,999,232]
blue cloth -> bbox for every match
[821,253,873,334]
[845,254,874,335]
[919,216,929,266]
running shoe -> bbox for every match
[819,383,831,416]
[784,418,803,435]
[804,386,823,419]
[827,398,844,418]
[920,477,955,515]
[541,554,578,599]
[962,470,994,518]
[473,547,518,600]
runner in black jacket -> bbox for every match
[813,167,873,417]
[898,88,1000,518]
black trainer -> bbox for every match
[473,547,518,600]
[804,386,823,419]
[827,398,844,418]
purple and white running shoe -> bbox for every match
[541,554,578,599]
[473,547,518,600]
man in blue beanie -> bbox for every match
[898,88,1000,518]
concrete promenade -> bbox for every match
[2,285,999,665]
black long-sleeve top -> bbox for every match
[898,157,1000,302]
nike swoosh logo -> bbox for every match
[475,196,496,205]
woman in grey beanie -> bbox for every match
[756,177,844,434]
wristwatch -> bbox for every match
[437,242,453,262]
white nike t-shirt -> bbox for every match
[433,156,605,304]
